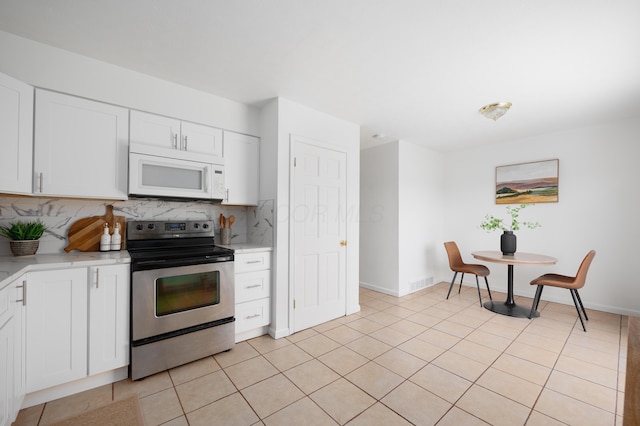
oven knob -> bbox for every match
[193,223,200,229]
[136,224,143,231]
[147,223,155,230]
[202,223,209,229]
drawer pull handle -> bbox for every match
[16,280,26,306]
[245,284,261,289]
[246,260,262,264]
[245,314,261,319]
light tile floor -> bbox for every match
[13,282,629,425]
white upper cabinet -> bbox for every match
[181,121,223,159]
[222,131,259,205]
[33,89,129,199]
[130,110,222,159]
[129,110,181,150]
[0,72,33,195]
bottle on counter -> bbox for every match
[100,223,111,252]
[110,222,121,251]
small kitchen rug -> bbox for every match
[50,395,144,426]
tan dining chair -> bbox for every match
[528,250,596,331]
[444,241,492,307]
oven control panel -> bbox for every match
[127,220,215,240]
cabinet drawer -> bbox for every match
[236,270,271,304]
[235,298,270,333]
[234,252,271,273]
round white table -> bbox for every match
[472,251,557,318]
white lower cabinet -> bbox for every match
[0,275,26,426]
[25,264,129,394]
[25,268,88,393]
[88,264,130,375]
[235,251,271,341]
[0,280,15,426]
[12,277,26,424]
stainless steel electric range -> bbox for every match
[126,219,235,380]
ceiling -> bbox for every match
[1,1,639,151]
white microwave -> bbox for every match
[129,143,225,200]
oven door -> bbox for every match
[132,260,234,342]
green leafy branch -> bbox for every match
[480,204,541,233]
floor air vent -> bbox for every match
[410,277,433,292]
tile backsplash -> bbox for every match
[0,196,274,256]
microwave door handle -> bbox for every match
[204,167,208,193]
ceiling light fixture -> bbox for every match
[479,102,512,121]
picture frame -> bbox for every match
[495,159,559,204]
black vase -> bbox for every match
[500,231,517,255]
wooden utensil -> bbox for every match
[228,215,235,228]
[64,205,126,252]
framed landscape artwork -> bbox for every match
[495,159,559,204]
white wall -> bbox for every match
[260,98,361,338]
[360,141,445,297]
[442,117,640,316]
[0,30,259,135]
[360,142,399,294]
[398,141,445,295]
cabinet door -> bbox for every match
[88,264,130,375]
[222,131,259,205]
[181,121,223,158]
[0,281,14,426]
[12,278,26,422]
[0,72,33,195]
[25,269,88,393]
[33,89,128,199]
[130,110,181,150]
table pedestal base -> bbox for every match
[484,301,539,318]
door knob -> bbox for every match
[340,240,347,247]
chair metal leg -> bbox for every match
[446,272,458,299]
[529,286,544,319]
[474,275,482,307]
[458,273,465,294]
[484,277,492,301]
[573,289,589,321]
[570,289,587,332]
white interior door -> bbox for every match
[292,136,347,332]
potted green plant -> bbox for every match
[479,204,540,255]
[0,220,48,256]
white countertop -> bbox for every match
[216,243,272,254]
[0,251,131,290]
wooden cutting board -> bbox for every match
[64,205,126,252]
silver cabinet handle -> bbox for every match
[225,188,229,202]
[96,268,100,288]
[245,314,261,319]
[16,280,26,306]
[245,284,261,289]
[39,172,43,193]
[246,260,262,264]
[173,133,178,149]
[183,135,188,151]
